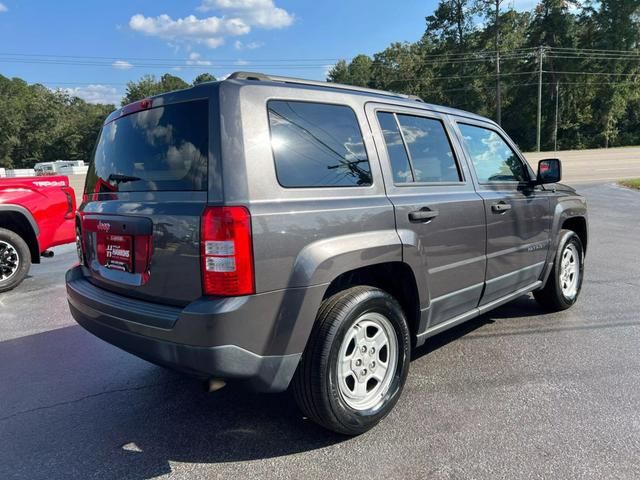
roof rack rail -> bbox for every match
[228,71,272,81]
[227,71,425,103]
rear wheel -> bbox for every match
[534,230,584,311]
[0,228,31,293]
[292,286,411,435]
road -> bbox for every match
[525,146,640,183]
[1,182,639,479]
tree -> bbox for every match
[0,74,116,168]
[476,0,508,123]
[159,73,189,92]
[3,0,640,167]
[425,0,479,49]
[327,60,351,84]
[369,43,428,96]
[193,73,217,85]
[347,55,373,86]
[122,73,189,105]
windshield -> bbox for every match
[85,99,209,193]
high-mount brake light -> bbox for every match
[201,206,255,296]
[121,98,153,116]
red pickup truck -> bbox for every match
[0,176,76,292]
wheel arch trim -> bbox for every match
[540,196,587,287]
[0,204,40,236]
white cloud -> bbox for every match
[187,52,212,66]
[235,59,249,65]
[234,40,264,50]
[112,60,134,70]
[198,0,294,29]
[129,13,249,49]
[61,85,121,105]
[0,3,7,13]
[129,1,291,49]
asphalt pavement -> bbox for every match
[1,182,639,479]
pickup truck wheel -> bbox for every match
[534,230,584,311]
[292,286,410,435]
[0,228,31,293]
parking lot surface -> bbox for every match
[1,182,639,480]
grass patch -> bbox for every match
[619,178,640,190]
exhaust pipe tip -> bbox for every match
[206,379,227,393]
[41,250,55,258]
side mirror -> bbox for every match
[536,158,561,185]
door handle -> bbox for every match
[408,208,439,223]
[491,202,512,213]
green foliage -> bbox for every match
[328,0,640,151]
[0,70,218,168]
[0,75,113,168]
[619,178,640,189]
[122,73,190,105]
[193,72,217,85]
[425,0,479,48]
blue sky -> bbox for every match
[0,0,537,105]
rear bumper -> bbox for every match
[66,266,325,392]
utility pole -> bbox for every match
[553,82,559,152]
[536,45,544,152]
[495,0,501,125]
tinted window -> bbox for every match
[396,115,461,183]
[377,112,413,183]
[268,100,372,187]
[86,100,208,193]
[458,124,527,183]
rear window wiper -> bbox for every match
[107,173,142,184]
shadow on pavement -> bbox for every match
[412,294,547,361]
[0,326,346,480]
[0,295,555,479]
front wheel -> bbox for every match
[534,230,584,311]
[292,286,411,435]
[0,228,31,293]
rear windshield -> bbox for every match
[85,99,208,193]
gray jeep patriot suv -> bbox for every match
[67,72,587,435]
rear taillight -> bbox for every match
[201,206,254,296]
[62,187,76,219]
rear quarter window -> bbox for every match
[267,100,372,188]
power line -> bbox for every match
[545,70,640,77]
[0,47,538,63]
[549,46,640,55]
[0,53,536,70]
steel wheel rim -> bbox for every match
[337,311,398,411]
[0,240,20,282]
[560,243,580,299]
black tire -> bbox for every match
[534,230,584,311]
[292,286,411,435]
[0,227,31,293]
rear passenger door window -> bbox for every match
[267,100,372,187]
[376,112,461,184]
[457,123,528,183]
